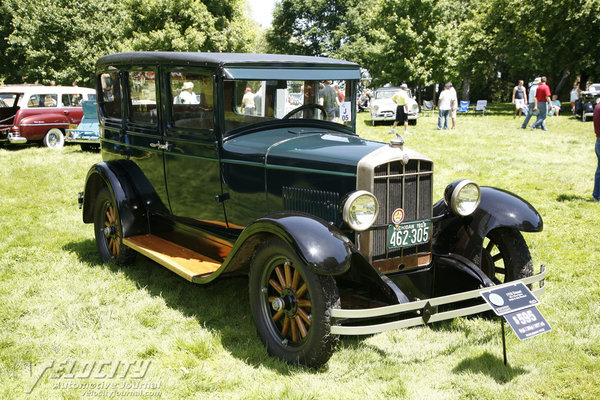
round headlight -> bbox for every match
[444,180,481,216]
[342,191,379,231]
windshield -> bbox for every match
[375,89,412,100]
[224,79,355,134]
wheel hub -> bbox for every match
[271,288,298,317]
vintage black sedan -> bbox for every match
[80,52,545,367]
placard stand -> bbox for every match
[501,318,507,366]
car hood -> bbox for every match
[371,97,417,113]
[223,126,386,175]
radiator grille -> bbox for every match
[371,159,433,261]
[282,186,340,224]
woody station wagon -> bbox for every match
[80,52,545,367]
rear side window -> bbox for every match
[27,94,58,108]
[129,70,157,124]
[99,71,122,119]
[62,93,83,107]
[170,72,214,130]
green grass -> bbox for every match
[1,105,599,399]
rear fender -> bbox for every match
[432,186,543,265]
[82,160,166,237]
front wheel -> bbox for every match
[249,238,340,368]
[481,228,533,284]
[43,128,65,149]
[93,188,136,264]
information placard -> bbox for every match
[480,282,540,316]
[504,307,551,340]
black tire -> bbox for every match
[481,228,533,284]
[43,128,65,149]
[93,188,136,265]
[249,238,340,368]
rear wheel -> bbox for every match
[43,128,64,149]
[481,228,533,284]
[249,238,340,368]
[93,188,135,264]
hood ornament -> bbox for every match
[389,134,409,164]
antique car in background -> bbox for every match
[369,86,420,126]
[574,83,600,121]
[0,85,96,148]
[65,100,100,151]
[80,52,545,367]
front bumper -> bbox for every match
[330,266,546,335]
[65,130,100,144]
[370,111,419,122]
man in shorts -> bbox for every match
[390,84,409,136]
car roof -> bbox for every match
[0,85,95,94]
[97,52,359,69]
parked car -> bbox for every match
[65,100,100,151]
[574,84,600,121]
[369,86,420,126]
[80,52,545,367]
[0,85,96,149]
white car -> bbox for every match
[369,87,419,126]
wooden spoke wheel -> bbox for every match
[249,238,339,368]
[481,228,533,284]
[93,188,135,264]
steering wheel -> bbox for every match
[282,104,328,120]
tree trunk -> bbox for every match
[554,69,571,96]
[461,75,471,101]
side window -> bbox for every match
[99,71,122,119]
[27,94,58,108]
[129,70,157,124]
[62,93,83,107]
[170,72,214,130]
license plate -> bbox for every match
[387,220,431,249]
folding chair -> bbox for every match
[457,100,470,113]
[422,100,434,117]
[475,100,487,116]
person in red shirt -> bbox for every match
[593,98,600,201]
[531,76,552,131]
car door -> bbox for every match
[163,68,229,259]
[122,67,170,216]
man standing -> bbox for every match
[437,83,453,130]
[449,82,458,129]
[593,98,600,201]
[390,84,409,135]
[512,80,527,118]
[522,77,540,129]
[319,81,338,121]
[531,76,552,131]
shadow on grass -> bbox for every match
[556,193,597,202]
[63,239,302,375]
[453,351,526,383]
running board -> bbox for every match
[123,235,221,283]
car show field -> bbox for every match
[0,106,598,399]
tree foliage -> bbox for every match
[0,0,257,86]
[267,0,600,101]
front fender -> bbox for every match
[242,212,354,276]
[433,186,543,263]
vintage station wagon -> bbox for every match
[80,52,545,367]
[0,85,96,148]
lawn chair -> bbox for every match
[475,100,487,116]
[457,100,470,113]
[422,100,434,117]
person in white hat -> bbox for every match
[175,81,199,104]
[390,83,410,136]
[521,77,541,129]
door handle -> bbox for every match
[150,142,170,150]
[63,110,70,115]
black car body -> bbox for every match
[81,52,545,367]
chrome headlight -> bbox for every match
[342,190,379,231]
[444,180,481,216]
[373,105,379,112]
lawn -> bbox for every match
[1,106,599,399]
